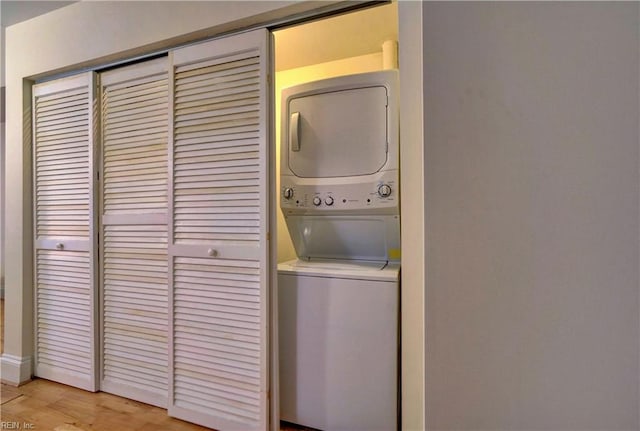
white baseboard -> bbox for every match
[0,354,32,385]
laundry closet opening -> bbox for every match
[272,3,401,430]
[27,2,401,430]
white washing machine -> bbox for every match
[278,259,399,431]
[278,70,400,430]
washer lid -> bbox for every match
[277,258,400,281]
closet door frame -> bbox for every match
[32,72,100,392]
[267,32,279,431]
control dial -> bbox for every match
[313,196,322,206]
[325,196,334,206]
[378,184,392,198]
[283,187,294,200]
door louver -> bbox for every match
[33,72,98,391]
[168,29,270,431]
[100,58,169,407]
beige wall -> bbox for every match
[422,2,639,429]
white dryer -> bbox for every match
[278,70,400,430]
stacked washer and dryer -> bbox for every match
[278,70,400,431]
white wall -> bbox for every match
[1,25,4,298]
[1,27,5,86]
[422,2,639,430]
[0,112,4,299]
[0,117,4,299]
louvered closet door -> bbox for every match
[169,29,270,431]
[100,58,169,407]
[33,72,98,391]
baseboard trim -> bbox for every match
[0,354,32,386]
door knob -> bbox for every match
[207,248,218,257]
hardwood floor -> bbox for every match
[1,380,310,431]
[1,379,216,431]
[0,299,202,430]
[0,300,309,431]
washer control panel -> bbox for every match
[281,172,398,213]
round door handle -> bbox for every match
[207,248,218,257]
[55,243,64,250]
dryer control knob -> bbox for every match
[283,187,294,200]
[378,184,392,197]
[325,196,334,206]
[313,196,322,206]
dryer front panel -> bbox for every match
[279,71,400,262]
[286,86,388,178]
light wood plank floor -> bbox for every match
[1,378,218,431]
[0,299,214,430]
[0,299,308,431]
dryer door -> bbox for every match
[286,86,388,178]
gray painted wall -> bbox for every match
[423,2,639,430]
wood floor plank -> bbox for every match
[0,383,21,404]
[54,425,87,431]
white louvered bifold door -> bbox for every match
[168,29,271,431]
[99,58,169,407]
[33,72,98,391]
